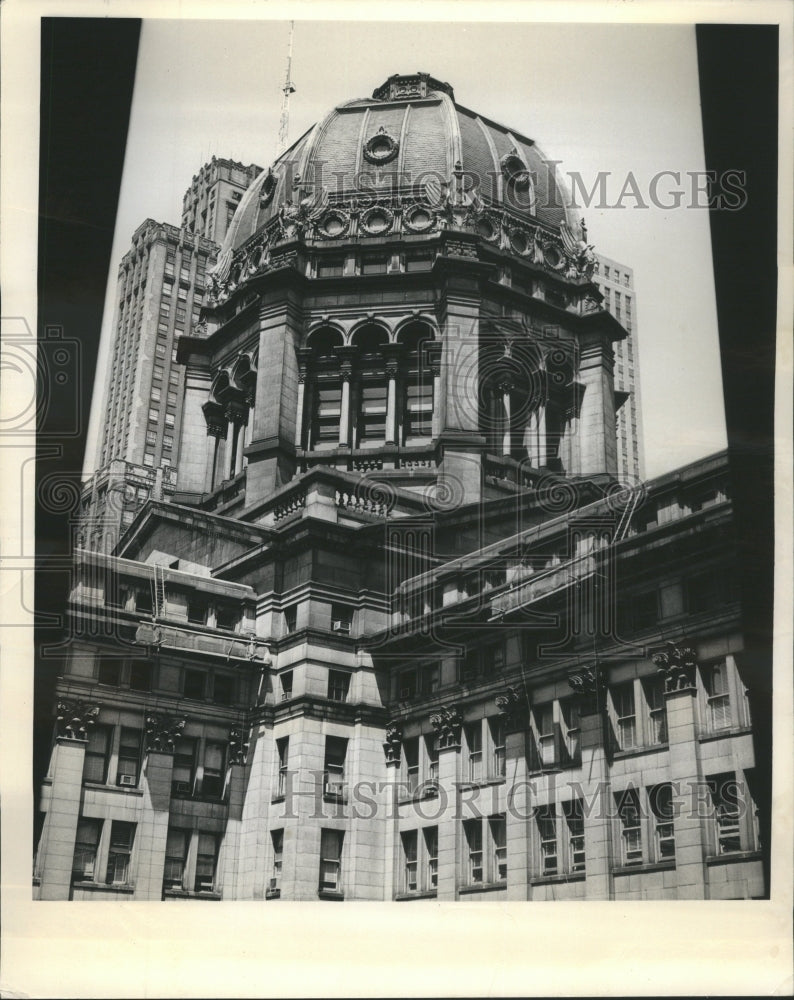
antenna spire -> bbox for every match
[276,21,296,157]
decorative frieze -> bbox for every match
[55,699,100,740]
[144,714,186,753]
[652,641,698,694]
[429,704,463,750]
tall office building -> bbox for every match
[596,254,645,482]
[81,158,262,550]
[36,73,766,902]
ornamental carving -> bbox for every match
[228,726,250,766]
[277,182,329,240]
[360,205,394,236]
[55,699,100,740]
[317,209,351,240]
[363,126,400,166]
[568,665,606,714]
[495,685,528,732]
[652,641,698,693]
[383,720,404,764]
[144,714,186,753]
[429,705,463,750]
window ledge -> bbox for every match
[395,890,438,901]
[612,743,669,762]
[456,777,506,792]
[531,871,586,886]
[611,859,675,876]
[71,880,135,894]
[164,889,223,900]
[698,726,753,744]
[83,781,144,797]
[705,850,762,866]
[397,784,441,805]
[271,795,285,804]
[458,881,507,896]
[265,888,281,899]
[318,890,345,901]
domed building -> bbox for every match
[34,74,765,903]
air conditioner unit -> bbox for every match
[195,876,214,892]
[332,620,351,634]
[325,781,344,796]
[173,781,191,794]
[118,774,137,787]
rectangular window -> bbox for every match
[213,673,234,706]
[398,668,417,700]
[490,814,507,881]
[163,828,188,890]
[280,671,293,701]
[324,736,347,798]
[403,737,419,795]
[404,380,434,438]
[284,605,297,633]
[489,717,506,778]
[617,788,643,866]
[106,821,135,885]
[129,659,152,691]
[650,783,676,860]
[705,661,732,731]
[202,742,225,798]
[314,384,343,441]
[466,723,482,783]
[276,737,289,798]
[633,590,658,631]
[195,833,218,892]
[564,799,586,873]
[83,725,110,783]
[183,669,206,700]
[644,676,668,744]
[535,702,556,767]
[319,829,344,893]
[711,773,742,854]
[401,830,418,893]
[420,662,439,696]
[187,597,207,625]
[424,826,438,889]
[146,428,157,445]
[330,603,353,635]
[425,733,439,784]
[358,383,388,441]
[560,698,581,763]
[317,257,344,278]
[613,682,637,750]
[270,829,283,894]
[164,412,175,427]
[536,805,558,875]
[98,657,121,686]
[361,254,388,275]
[143,452,154,467]
[72,818,102,881]
[151,385,161,403]
[162,434,174,451]
[116,728,142,787]
[463,818,483,884]
[328,669,351,702]
[172,737,196,796]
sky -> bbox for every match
[84,16,728,479]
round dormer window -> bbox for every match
[501,153,532,190]
[363,127,400,165]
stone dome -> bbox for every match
[222,72,579,256]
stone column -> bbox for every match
[653,644,708,899]
[500,381,513,457]
[294,349,313,451]
[383,345,402,447]
[576,333,618,478]
[235,720,275,900]
[430,347,443,440]
[202,404,227,493]
[38,735,89,900]
[134,714,185,901]
[381,723,403,901]
[336,347,357,450]
[218,727,249,899]
[569,669,613,901]
[179,365,214,494]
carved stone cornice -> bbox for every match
[144,714,186,753]
[383,720,404,764]
[568,665,606,715]
[383,343,403,379]
[228,726,250,766]
[55,699,100,740]
[336,345,358,382]
[225,399,249,427]
[429,704,463,750]
[202,400,227,438]
[652,641,698,694]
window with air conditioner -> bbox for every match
[283,606,297,633]
[323,736,347,799]
[331,604,353,635]
[319,829,344,894]
[116,727,141,787]
[275,737,289,799]
[194,833,218,893]
[280,671,293,701]
[106,821,135,886]
[269,829,283,895]
[401,830,418,894]
[72,818,102,882]
[398,668,417,700]
[536,805,558,875]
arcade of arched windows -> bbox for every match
[295,321,441,453]
[201,351,257,490]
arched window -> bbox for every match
[306,327,344,450]
[352,324,389,446]
[398,323,436,443]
